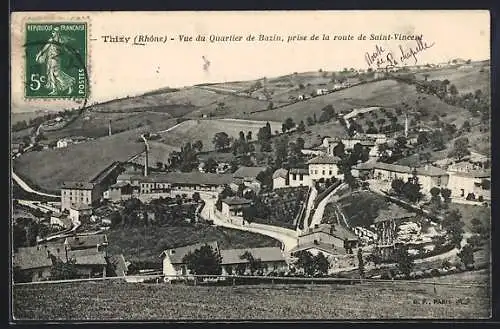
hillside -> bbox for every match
[12,63,489,192]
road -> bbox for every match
[301,186,317,230]
[308,183,348,229]
[12,171,60,198]
[199,194,298,253]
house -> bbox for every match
[446,170,491,201]
[56,138,72,148]
[298,224,359,253]
[161,241,220,277]
[307,155,342,181]
[115,172,234,196]
[290,242,347,262]
[289,168,311,187]
[13,246,54,282]
[232,166,267,192]
[60,181,100,212]
[221,197,252,219]
[104,181,136,202]
[272,168,288,189]
[64,234,108,253]
[316,88,329,96]
[372,163,449,194]
[220,247,288,275]
[50,212,72,229]
[69,204,93,223]
[44,245,108,278]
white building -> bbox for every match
[272,168,288,189]
[289,168,311,187]
[56,138,72,148]
[307,155,342,181]
[162,241,220,277]
[446,170,491,201]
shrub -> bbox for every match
[430,268,440,277]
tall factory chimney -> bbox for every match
[404,114,409,138]
[108,120,112,136]
[141,134,149,177]
[144,146,149,177]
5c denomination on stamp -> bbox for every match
[24,22,88,99]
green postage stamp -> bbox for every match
[24,22,88,99]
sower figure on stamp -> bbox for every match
[35,27,75,96]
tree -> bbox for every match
[213,132,231,151]
[461,121,471,133]
[430,130,446,150]
[284,117,295,131]
[297,120,306,132]
[51,257,79,280]
[192,192,201,203]
[457,244,475,269]
[441,209,465,248]
[312,253,329,276]
[204,157,218,173]
[307,116,314,126]
[448,137,470,160]
[430,186,441,203]
[395,246,414,278]
[357,248,365,279]
[193,140,203,152]
[294,250,315,276]
[449,84,458,97]
[246,131,252,141]
[260,140,272,152]
[391,178,405,195]
[182,245,222,277]
[240,251,263,275]
[274,135,289,167]
[313,113,318,123]
[333,141,345,157]
[267,102,274,111]
[156,162,163,170]
[440,188,452,204]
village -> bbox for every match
[12,71,490,284]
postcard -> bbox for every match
[10,10,491,321]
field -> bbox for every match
[415,64,490,95]
[13,128,147,192]
[106,225,282,264]
[158,119,282,151]
[448,203,490,233]
[12,269,490,320]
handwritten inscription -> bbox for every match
[365,38,435,69]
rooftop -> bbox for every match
[232,166,267,179]
[449,169,491,179]
[65,234,108,250]
[70,204,93,211]
[13,246,53,270]
[61,181,96,190]
[162,241,219,264]
[272,168,288,179]
[373,162,448,177]
[220,247,285,265]
[222,196,253,206]
[289,168,309,175]
[118,172,234,186]
[373,204,415,224]
[290,242,346,256]
[307,155,342,165]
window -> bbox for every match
[437,177,442,186]
[322,170,325,175]
[292,174,297,180]
[299,174,303,181]
[329,170,332,175]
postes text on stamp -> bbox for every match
[25,22,88,99]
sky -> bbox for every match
[11,10,490,113]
